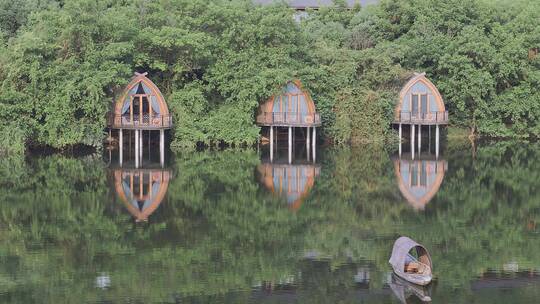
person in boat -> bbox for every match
[389,236,433,286]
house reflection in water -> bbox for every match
[392,153,447,210]
[109,165,171,222]
[257,160,320,210]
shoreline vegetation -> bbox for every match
[0,0,538,155]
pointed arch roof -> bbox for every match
[114,72,170,116]
[395,72,446,116]
[256,79,321,126]
[260,80,317,114]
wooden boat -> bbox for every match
[389,236,433,286]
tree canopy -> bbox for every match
[0,0,538,152]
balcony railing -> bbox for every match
[256,112,321,126]
[395,111,448,124]
[108,114,173,129]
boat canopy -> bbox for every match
[389,236,432,273]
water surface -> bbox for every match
[1,141,540,303]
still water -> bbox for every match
[1,140,540,303]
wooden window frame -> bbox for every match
[410,93,429,116]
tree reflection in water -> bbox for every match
[1,143,540,302]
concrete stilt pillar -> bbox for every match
[418,124,421,152]
[135,129,139,168]
[428,125,432,154]
[160,129,165,168]
[436,125,440,159]
[312,127,316,163]
[398,124,402,157]
[270,127,274,162]
[288,127,292,164]
[411,124,415,160]
[119,129,123,167]
[139,130,143,165]
[312,127,316,149]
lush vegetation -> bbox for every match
[0,0,538,150]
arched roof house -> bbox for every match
[108,72,173,130]
[257,80,321,127]
[392,154,447,210]
[394,73,448,125]
[112,168,171,222]
[257,162,320,211]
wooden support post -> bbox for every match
[288,126,292,164]
[270,126,274,162]
[119,129,123,167]
[135,129,139,168]
[306,127,311,147]
[436,125,440,159]
[411,124,415,160]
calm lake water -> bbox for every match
[2,139,540,303]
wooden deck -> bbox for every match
[108,114,173,130]
[256,112,321,127]
[393,111,448,125]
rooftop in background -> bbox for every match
[254,0,379,10]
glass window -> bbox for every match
[272,96,280,112]
[291,95,298,113]
[412,94,419,114]
[281,95,288,113]
[421,94,428,114]
[299,95,308,115]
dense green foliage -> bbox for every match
[0,0,538,150]
[3,143,540,302]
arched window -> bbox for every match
[257,80,320,126]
